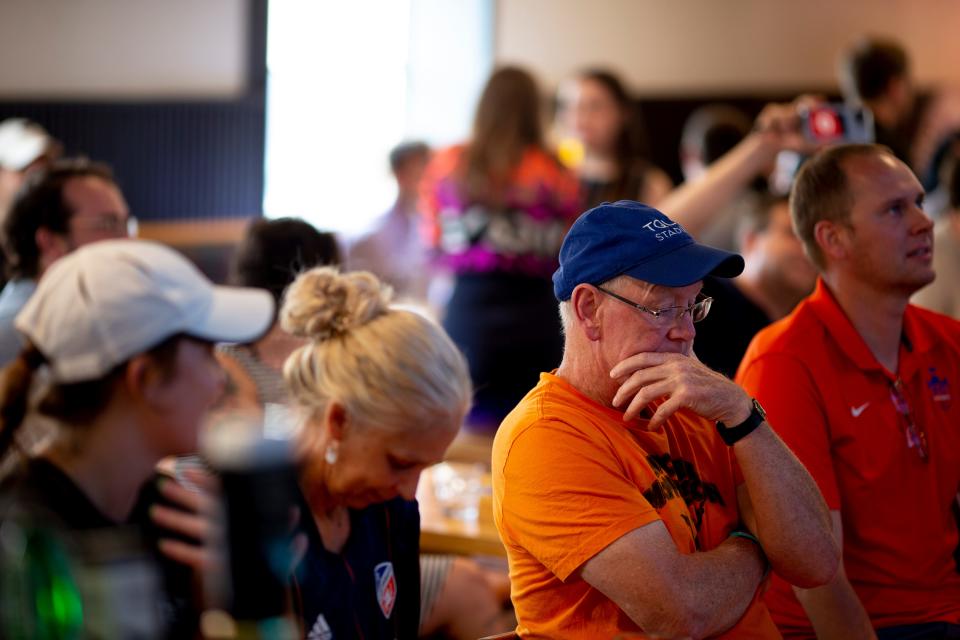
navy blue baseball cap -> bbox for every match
[552,200,745,300]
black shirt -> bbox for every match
[292,494,421,640]
[694,277,772,379]
[0,458,198,639]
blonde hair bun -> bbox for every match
[281,267,393,341]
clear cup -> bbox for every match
[430,462,487,522]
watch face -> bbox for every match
[752,398,767,420]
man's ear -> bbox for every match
[570,284,604,341]
[813,219,850,264]
[35,227,69,270]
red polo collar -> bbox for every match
[807,278,933,382]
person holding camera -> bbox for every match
[0,239,274,638]
[278,266,473,639]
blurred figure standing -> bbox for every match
[421,66,580,431]
[347,141,435,304]
[555,68,672,208]
[839,37,919,168]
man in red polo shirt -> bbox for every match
[738,144,960,639]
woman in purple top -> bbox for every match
[422,66,581,431]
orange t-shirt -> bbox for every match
[492,372,780,639]
[737,279,960,636]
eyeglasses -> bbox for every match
[595,285,713,324]
[889,378,929,462]
[69,215,137,238]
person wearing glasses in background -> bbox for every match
[492,200,838,639]
[0,159,132,368]
[738,144,960,639]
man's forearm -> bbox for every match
[794,568,877,640]
[668,536,768,638]
[734,425,839,587]
[581,523,766,639]
[657,133,773,238]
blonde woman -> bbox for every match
[280,267,473,639]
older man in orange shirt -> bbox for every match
[493,200,839,639]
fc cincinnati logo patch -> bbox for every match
[928,367,951,409]
[374,561,397,619]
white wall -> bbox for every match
[496,0,960,95]
[0,0,248,98]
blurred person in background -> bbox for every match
[657,96,824,238]
[216,217,341,429]
[0,159,132,368]
[421,65,580,432]
[913,150,960,319]
[695,194,818,378]
[276,267,475,638]
[0,118,62,288]
[0,119,61,222]
[839,37,918,168]
[347,141,438,306]
[555,68,672,208]
[840,35,960,196]
[678,103,760,251]
[0,239,273,638]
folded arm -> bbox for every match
[580,520,765,639]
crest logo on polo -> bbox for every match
[641,218,685,241]
[927,367,951,409]
[374,561,397,619]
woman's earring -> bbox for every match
[324,440,339,465]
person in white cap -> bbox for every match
[0,238,274,637]
[0,118,60,222]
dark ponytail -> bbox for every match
[0,345,46,460]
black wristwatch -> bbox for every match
[716,398,766,446]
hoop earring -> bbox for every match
[324,441,339,465]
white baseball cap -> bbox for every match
[0,119,52,171]
[15,239,275,382]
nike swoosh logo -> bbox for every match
[851,402,870,417]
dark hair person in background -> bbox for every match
[216,217,341,425]
[839,37,917,167]
[0,159,131,367]
[421,65,580,431]
[0,239,273,637]
[555,68,672,208]
[694,194,817,378]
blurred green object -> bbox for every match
[1,522,84,639]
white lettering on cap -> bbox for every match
[643,218,682,241]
